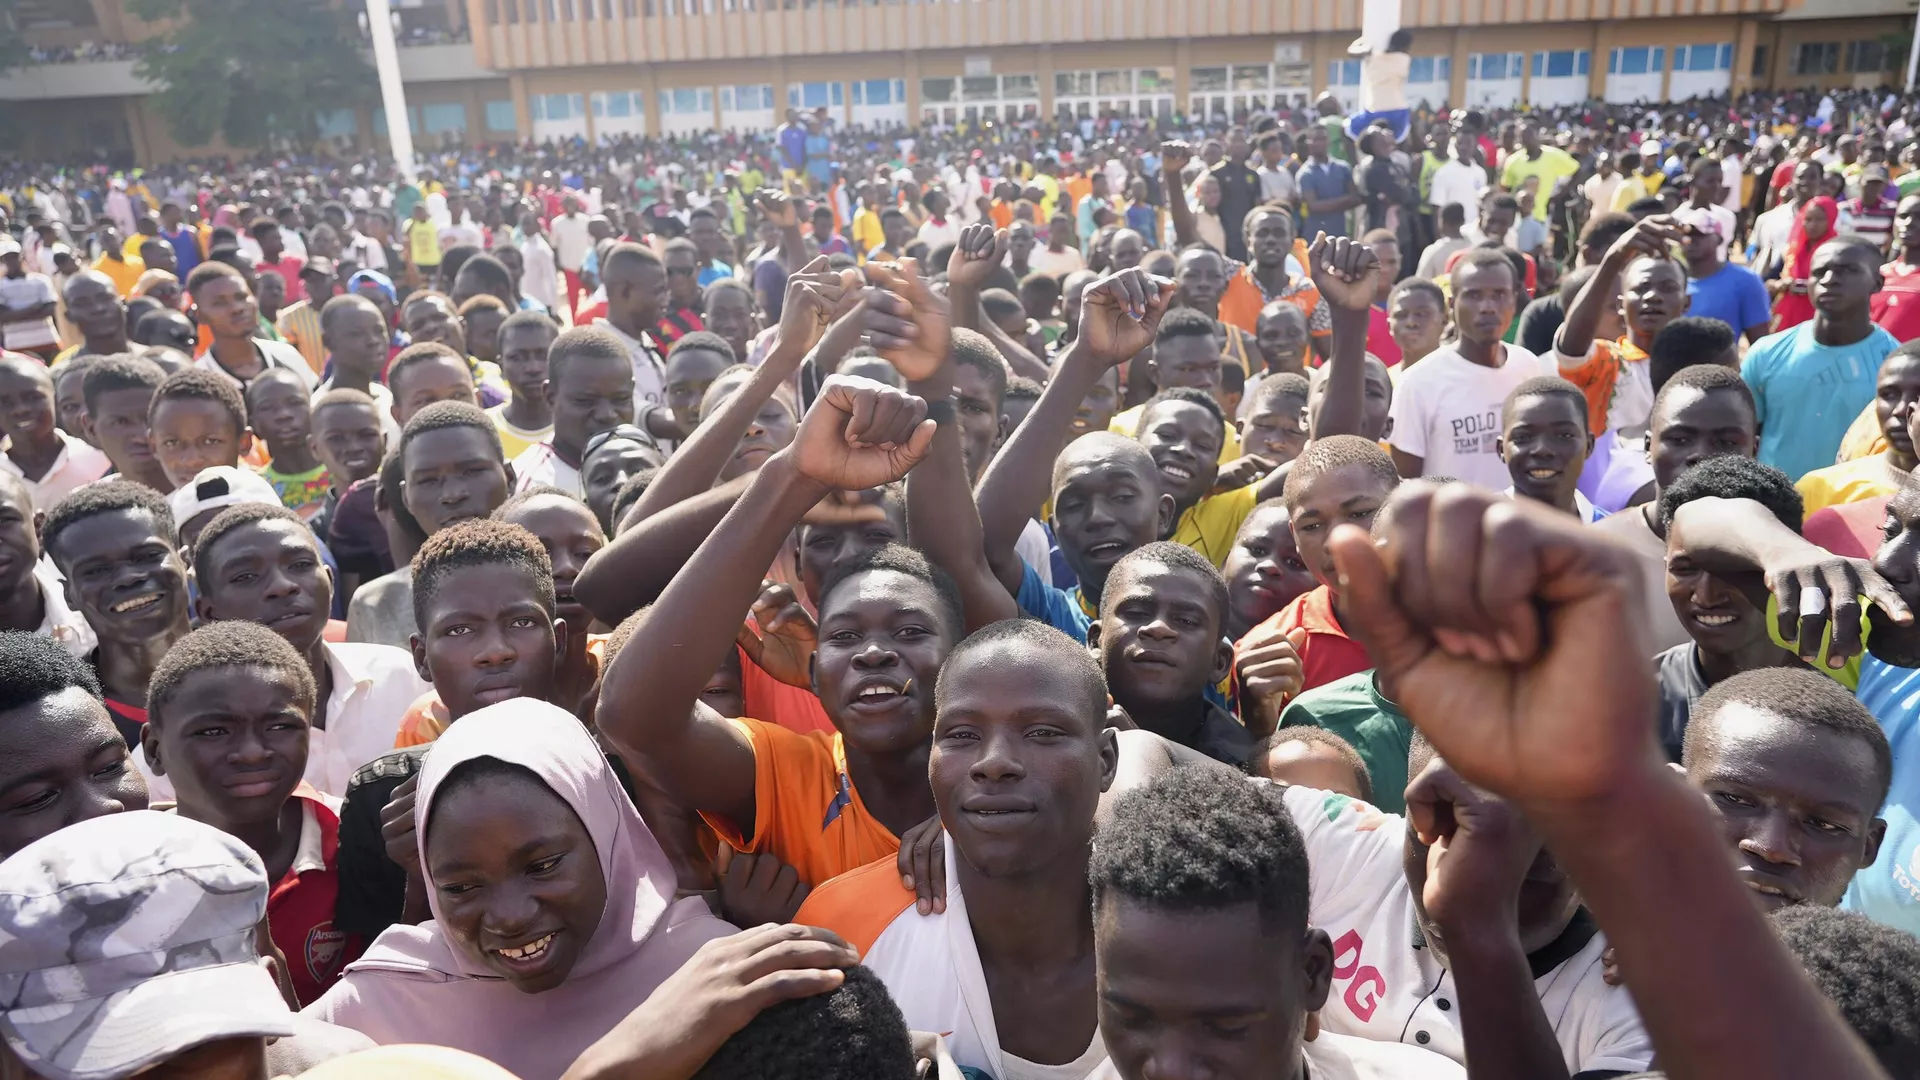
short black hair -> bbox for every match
[1687,667,1892,804]
[148,621,316,728]
[1387,277,1444,311]
[1501,375,1589,434]
[1004,375,1043,406]
[401,289,456,321]
[1246,726,1373,803]
[980,288,1025,325]
[43,479,177,563]
[1449,246,1517,290]
[1252,371,1311,411]
[149,367,247,437]
[454,253,513,296]
[183,260,244,298]
[549,325,632,386]
[703,277,754,307]
[1769,905,1920,1076]
[667,330,738,366]
[192,502,311,587]
[1578,212,1637,254]
[411,518,555,631]
[1658,454,1800,532]
[1154,306,1220,344]
[690,964,915,1080]
[377,450,428,549]
[1135,387,1227,446]
[1654,362,1755,420]
[455,293,511,320]
[949,328,1010,410]
[311,387,382,426]
[610,466,661,527]
[499,308,561,341]
[1102,540,1228,627]
[80,354,166,416]
[1283,434,1400,511]
[818,543,963,642]
[400,400,504,469]
[1091,765,1311,938]
[0,630,102,711]
[387,341,470,397]
[1650,317,1740,394]
[937,617,1108,721]
[493,483,595,526]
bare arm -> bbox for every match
[1160,142,1198,249]
[943,223,1051,383]
[1390,447,1425,479]
[1555,216,1681,363]
[576,474,752,626]
[1305,233,1377,441]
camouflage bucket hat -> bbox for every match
[0,811,294,1080]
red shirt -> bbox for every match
[1804,495,1892,561]
[1873,269,1920,343]
[1367,304,1400,367]
[1238,585,1372,696]
[257,255,309,302]
[269,787,365,1006]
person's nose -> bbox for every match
[1739,811,1801,868]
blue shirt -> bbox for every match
[1016,559,1091,642]
[1296,159,1354,241]
[161,227,201,277]
[1741,322,1899,481]
[1685,265,1770,337]
[1844,655,1920,936]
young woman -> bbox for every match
[1771,194,1838,332]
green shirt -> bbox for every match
[1278,669,1415,813]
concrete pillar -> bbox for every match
[1449,30,1469,108]
[510,71,532,139]
[1038,42,1055,120]
[1590,22,1613,102]
[1174,38,1192,113]
[1732,18,1759,96]
[903,50,922,124]
[122,98,151,165]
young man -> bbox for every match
[1554,216,1689,442]
[663,331,737,439]
[511,326,638,499]
[797,619,1120,1079]
[1134,387,1285,566]
[0,473,93,654]
[594,243,678,446]
[1769,906,1920,1074]
[1247,301,1310,417]
[1092,542,1247,764]
[1389,247,1552,488]
[1106,308,1243,464]
[386,341,480,432]
[1237,435,1399,695]
[1679,206,1771,344]
[190,503,428,795]
[1683,667,1889,912]
[247,367,329,522]
[81,354,172,493]
[1221,497,1316,650]
[1743,236,1899,481]
[0,630,145,857]
[1238,372,1311,466]
[147,367,252,493]
[140,620,363,1006]
[55,270,130,362]
[41,479,191,750]
[489,309,559,459]
[1498,376,1601,521]
[1387,277,1447,369]
[1244,725,1374,802]
[1655,455,1811,761]
[345,401,513,649]
[1089,766,1468,1080]
[493,489,605,717]
[309,388,387,588]
[0,350,108,511]
[184,261,316,394]
[1795,341,1920,517]
[315,294,401,443]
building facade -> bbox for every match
[1,0,1914,161]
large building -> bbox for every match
[3,0,1916,161]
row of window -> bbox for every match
[483,0,976,23]
[316,101,518,138]
[528,78,909,123]
[1791,38,1903,76]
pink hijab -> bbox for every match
[303,699,735,1080]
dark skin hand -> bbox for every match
[595,375,934,841]
[945,225,1050,383]
[975,268,1177,596]
[714,847,812,927]
[1329,485,1892,1080]
[580,472,753,626]
[1555,215,1684,361]
[1306,231,1383,443]
[864,256,1021,634]
[735,580,817,689]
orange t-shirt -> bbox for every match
[700,717,901,888]
[740,651,835,735]
[1216,239,1318,335]
[792,851,917,956]
[988,200,1014,230]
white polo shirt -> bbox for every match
[1087,1030,1464,1079]
[1387,343,1555,491]
[194,338,321,394]
[0,429,110,512]
[796,835,1109,1080]
[135,640,427,800]
[32,557,95,657]
[1280,784,1653,1074]
[509,441,583,499]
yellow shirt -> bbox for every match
[1837,400,1889,462]
[91,253,145,298]
[852,208,885,262]
[1169,483,1260,568]
[405,219,441,267]
[1109,403,1242,463]
[1795,453,1907,518]
[487,404,552,460]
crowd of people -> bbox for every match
[3,70,1920,1080]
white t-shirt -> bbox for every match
[917,216,963,253]
[1426,161,1486,219]
[511,441,583,499]
[1031,245,1088,279]
[1581,173,1622,217]
[0,428,110,512]
[1387,342,1553,489]
[0,271,59,349]
[1089,1030,1464,1080]
[1281,784,1654,1074]
[1360,51,1411,113]
[551,212,594,271]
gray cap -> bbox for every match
[0,811,294,1080]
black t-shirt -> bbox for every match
[1517,293,1566,358]
[1210,161,1265,261]
[1654,643,1710,764]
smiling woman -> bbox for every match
[305,697,737,1078]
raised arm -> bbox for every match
[975,268,1175,592]
[596,376,936,832]
[1305,232,1379,441]
[577,473,753,625]
[866,251,1020,632]
[759,189,809,277]
[944,223,1050,383]
[1554,215,1681,362]
[1331,486,1894,1080]
[1160,142,1199,249]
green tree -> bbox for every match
[128,0,374,148]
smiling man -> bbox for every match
[0,352,109,513]
[1498,376,1600,521]
[1682,667,1889,913]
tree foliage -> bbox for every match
[128,0,374,149]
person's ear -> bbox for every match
[1209,634,1234,686]
[389,400,403,430]
[1086,621,1103,650]
[1096,725,1119,794]
[1156,492,1176,538]
[502,461,516,490]
[807,650,819,697]
[194,589,217,625]
[141,722,164,777]
[1301,927,1334,1013]
[1494,434,1507,462]
[410,632,432,684]
[1864,816,1888,870]
[552,615,570,667]
[1584,431,1595,458]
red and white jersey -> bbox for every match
[1280,784,1654,1074]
